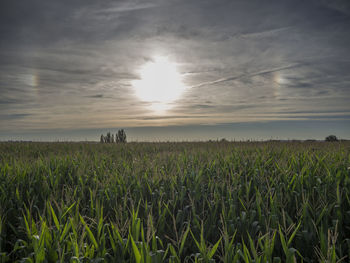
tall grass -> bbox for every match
[0,141,349,262]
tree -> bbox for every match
[99,130,127,143]
[325,135,338,142]
[106,132,111,143]
[116,129,127,143]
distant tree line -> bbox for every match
[100,129,127,143]
[325,135,338,142]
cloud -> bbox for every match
[0,113,32,120]
[0,98,21,105]
[191,63,303,89]
[234,26,293,39]
[94,1,159,15]
[137,115,209,121]
[315,0,350,16]
[85,94,104,99]
[0,0,349,137]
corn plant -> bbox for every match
[0,141,349,262]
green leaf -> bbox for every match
[179,225,190,256]
[80,215,98,249]
[247,233,258,259]
[130,235,141,263]
[278,225,288,255]
[61,202,76,219]
[190,230,202,252]
[287,221,301,246]
[49,202,60,231]
[59,220,71,243]
[208,237,222,259]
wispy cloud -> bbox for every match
[233,26,293,39]
[191,63,302,89]
[0,0,349,139]
[95,1,159,15]
[85,94,104,99]
[0,113,32,120]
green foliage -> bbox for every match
[0,141,349,262]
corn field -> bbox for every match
[0,141,349,262]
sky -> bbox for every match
[0,0,350,141]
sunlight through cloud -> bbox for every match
[132,56,187,112]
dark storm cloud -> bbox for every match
[0,0,350,139]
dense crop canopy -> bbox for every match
[0,141,349,262]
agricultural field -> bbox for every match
[0,141,349,262]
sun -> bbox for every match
[132,56,186,110]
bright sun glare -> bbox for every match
[132,56,186,111]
